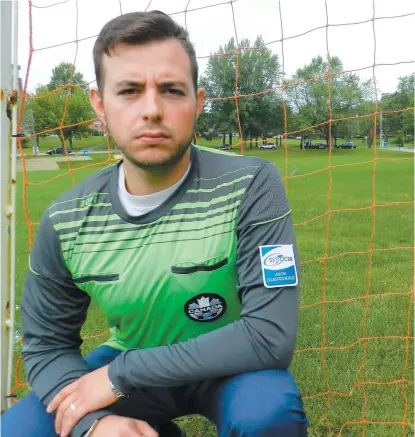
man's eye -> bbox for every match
[168,88,184,95]
[120,89,136,95]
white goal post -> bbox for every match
[1,0,19,413]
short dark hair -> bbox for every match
[93,10,198,93]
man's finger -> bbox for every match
[55,394,78,435]
[47,384,74,413]
[135,420,159,437]
[60,403,85,437]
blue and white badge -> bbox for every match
[259,245,298,288]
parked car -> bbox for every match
[259,143,276,150]
[312,142,330,149]
[304,142,329,149]
[335,142,356,149]
[46,146,72,155]
[216,144,231,151]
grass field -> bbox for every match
[22,134,110,154]
[11,140,414,436]
[22,134,415,155]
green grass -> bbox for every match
[22,134,110,154]
[22,133,413,156]
[12,145,414,437]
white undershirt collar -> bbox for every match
[117,162,191,217]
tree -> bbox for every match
[48,62,94,147]
[200,36,283,150]
[380,73,414,141]
[354,100,377,148]
[48,62,89,93]
[196,104,216,141]
[63,87,95,147]
[25,63,94,148]
[23,85,60,148]
[395,129,405,147]
[285,56,371,147]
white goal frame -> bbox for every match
[1,0,19,413]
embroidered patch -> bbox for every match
[259,245,298,288]
[80,193,99,208]
[184,293,226,322]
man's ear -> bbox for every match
[90,88,105,124]
[196,88,205,118]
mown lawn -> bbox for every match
[12,143,414,437]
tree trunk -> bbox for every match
[229,133,233,145]
[68,136,73,149]
[325,135,330,147]
[222,135,226,145]
[250,136,252,149]
[239,126,245,152]
[324,125,334,148]
[334,125,338,147]
[368,129,373,148]
[35,136,39,147]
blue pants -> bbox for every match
[2,346,308,437]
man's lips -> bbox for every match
[136,132,169,144]
[137,131,169,139]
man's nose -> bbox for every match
[140,90,163,122]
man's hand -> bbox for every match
[90,416,159,437]
[46,365,118,437]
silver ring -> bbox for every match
[70,403,76,412]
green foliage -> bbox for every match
[21,137,30,148]
[199,36,283,145]
[48,61,89,93]
[24,62,95,148]
[285,56,371,144]
[381,74,414,139]
[395,129,405,146]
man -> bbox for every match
[2,10,308,437]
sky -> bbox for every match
[16,0,415,97]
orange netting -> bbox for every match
[8,1,414,436]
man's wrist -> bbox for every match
[108,359,133,395]
[75,411,114,437]
[84,419,99,437]
[109,379,129,398]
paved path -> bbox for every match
[17,156,92,172]
[377,147,414,153]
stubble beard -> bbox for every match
[125,134,193,174]
[108,118,196,174]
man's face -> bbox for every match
[91,39,204,171]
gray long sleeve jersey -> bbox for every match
[21,145,301,437]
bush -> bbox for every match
[89,129,102,137]
[394,130,405,147]
[21,137,30,148]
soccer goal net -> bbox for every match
[1,1,414,436]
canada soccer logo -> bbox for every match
[184,293,226,322]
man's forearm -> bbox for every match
[22,269,113,437]
[23,346,113,437]
[108,214,300,394]
[108,293,297,394]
